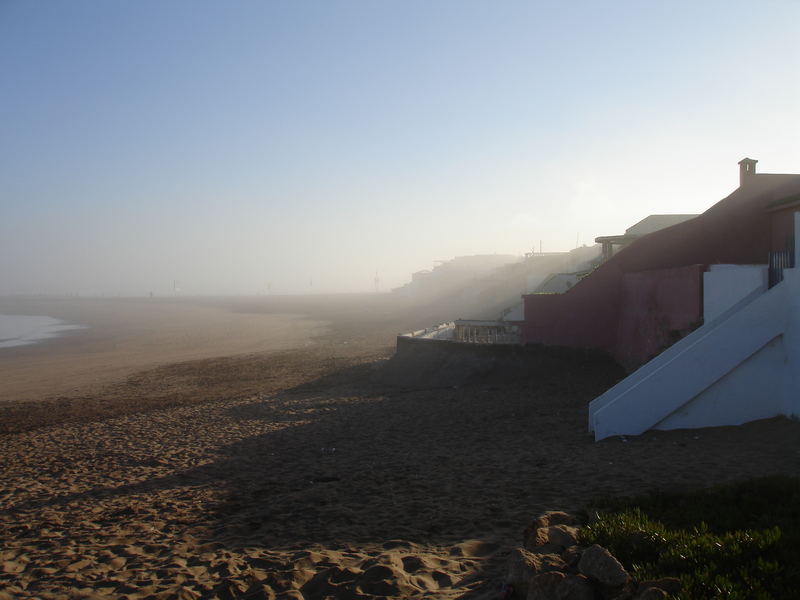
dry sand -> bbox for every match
[1,295,799,599]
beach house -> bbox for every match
[522,159,800,369]
[595,214,698,262]
[518,158,800,439]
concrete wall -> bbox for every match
[391,333,623,389]
[656,335,786,430]
[523,264,703,369]
[703,264,768,322]
[589,280,786,440]
[523,270,622,355]
[588,212,800,440]
[615,265,704,369]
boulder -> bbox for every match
[578,545,629,587]
[507,548,568,598]
[526,572,594,600]
[524,512,576,549]
[558,574,595,600]
[600,583,634,600]
[527,571,565,600]
[561,545,582,567]
[527,543,568,555]
[543,511,576,527]
[507,547,537,595]
[547,525,579,548]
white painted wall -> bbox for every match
[779,267,800,420]
[655,335,786,430]
[590,282,785,439]
[703,264,768,322]
[588,212,800,440]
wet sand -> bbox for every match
[1,295,799,599]
[0,296,329,404]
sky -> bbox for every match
[1,1,799,296]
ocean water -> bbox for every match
[0,314,85,349]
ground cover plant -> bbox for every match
[579,476,800,599]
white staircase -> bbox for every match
[589,280,790,440]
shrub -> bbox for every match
[579,476,800,599]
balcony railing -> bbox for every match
[768,236,795,288]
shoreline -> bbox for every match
[0,292,449,405]
[0,314,86,350]
[0,296,332,404]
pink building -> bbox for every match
[522,159,800,369]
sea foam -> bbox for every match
[0,314,85,349]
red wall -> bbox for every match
[523,265,623,353]
[769,206,800,253]
[522,174,800,368]
[615,265,704,369]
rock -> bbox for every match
[527,571,565,600]
[507,548,568,598]
[558,574,595,600]
[578,545,629,587]
[544,511,576,527]
[521,570,595,600]
[523,572,594,600]
[637,578,681,596]
[527,543,568,555]
[634,588,668,600]
[602,583,635,600]
[524,512,576,549]
[561,546,582,567]
[547,525,579,548]
[524,523,550,548]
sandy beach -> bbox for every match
[1,295,799,599]
[0,296,332,404]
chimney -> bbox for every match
[738,157,758,187]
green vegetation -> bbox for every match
[578,476,800,599]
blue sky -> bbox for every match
[2,1,799,295]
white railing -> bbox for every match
[400,321,521,344]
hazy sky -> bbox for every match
[2,1,799,296]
